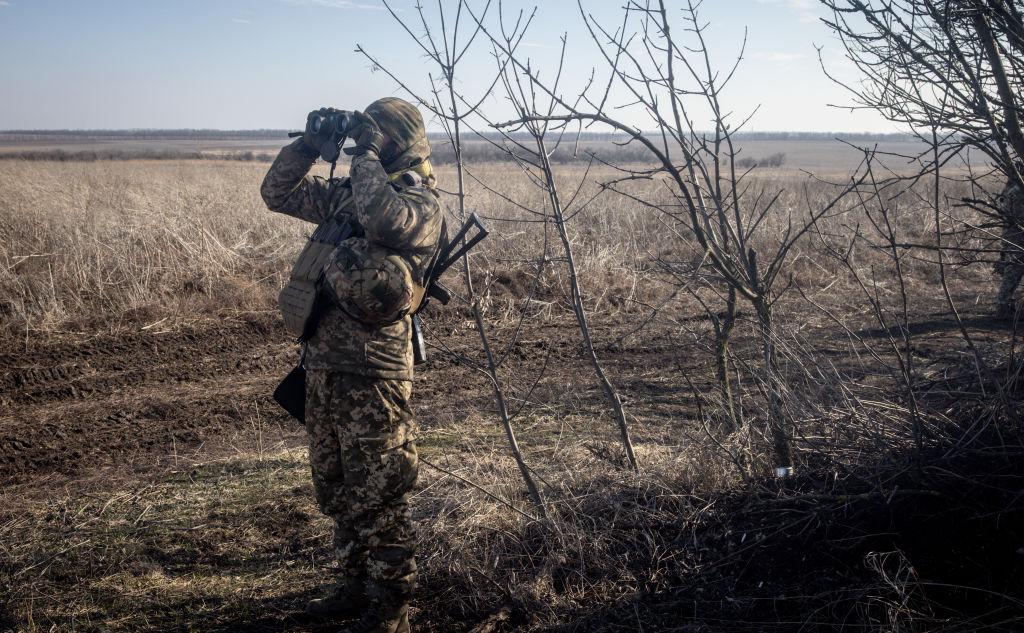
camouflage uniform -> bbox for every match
[304,369,418,604]
[261,102,442,614]
[996,181,1024,320]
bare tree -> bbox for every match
[819,0,1023,422]
[820,0,1024,320]
[820,0,1024,181]
[475,0,864,476]
[458,6,641,471]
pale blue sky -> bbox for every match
[0,0,891,132]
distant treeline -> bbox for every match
[1,129,917,143]
[452,130,916,143]
[736,152,786,169]
[8,126,929,166]
[428,140,790,166]
[0,129,291,142]
[0,149,277,162]
[0,144,790,167]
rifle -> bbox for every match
[411,212,489,364]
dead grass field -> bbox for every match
[0,153,970,330]
[1,154,1022,632]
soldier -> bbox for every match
[261,97,443,633]
[995,174,1024,321]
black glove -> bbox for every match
[302,107,343,155]
[343,111,386,157]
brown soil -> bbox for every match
[0,313,298,484]
[1,301,1015,486]
[0,309,664,484]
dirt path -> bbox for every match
[2,305,1021,632]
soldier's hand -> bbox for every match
[303,107,339,154]
[343,111,386,157]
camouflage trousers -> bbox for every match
[996,226,1024,319]
[305,369,419,606]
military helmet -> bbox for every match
[365,97,431,174]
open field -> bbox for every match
[1,157,1022,631]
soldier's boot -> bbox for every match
[341,604,409,633]
[305,580,367,619]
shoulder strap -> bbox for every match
[310,179,355,243]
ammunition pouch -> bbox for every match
[279,279,321,340]
[279,204,354,340]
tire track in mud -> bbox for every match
[0,314,300,484]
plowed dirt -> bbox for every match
[0,309,690,485]
[0,313,300,483]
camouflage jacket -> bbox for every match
[261,138,443,380]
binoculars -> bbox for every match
[309,110,353,139]
[288,109,354,163]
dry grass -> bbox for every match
[0,403,748,632]
[5,408,1017,632]
[0,158,990,332]
[0,160,297,330]
[0,447,325,632]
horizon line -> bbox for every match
[0,128,914,138]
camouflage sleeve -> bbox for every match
[260,138,343,225]
[349,151,441,251]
